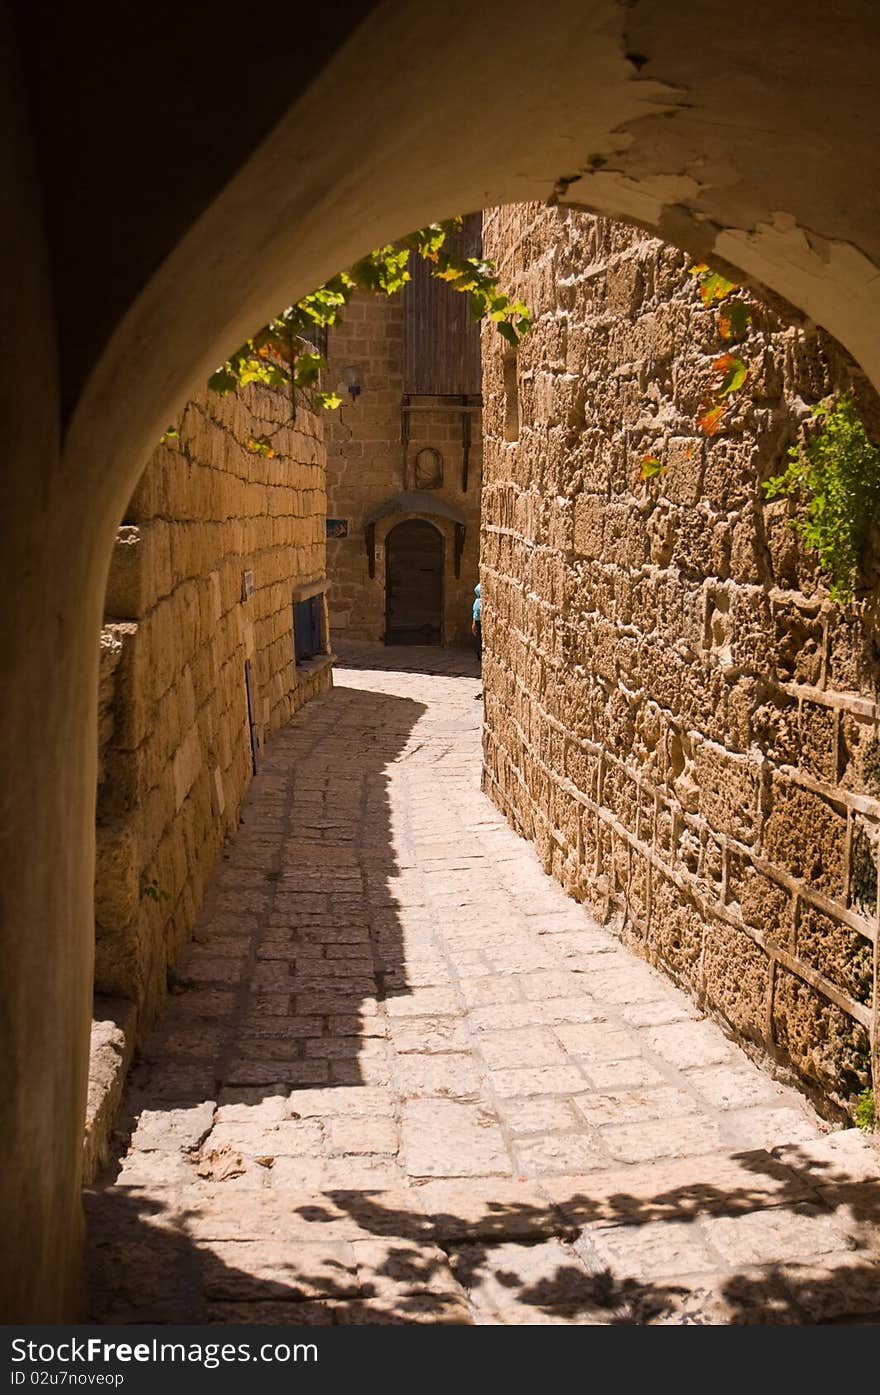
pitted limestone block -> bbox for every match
[605,501,649,568]
[727,856,793,946]
[603,762,640,828]
[670,506,730,578]
[763,498,803,589]
[762,776,846,896]
[564,740,598,798]
[730,514,766,585]
[94,820,140,929]
[628,847,651,922]
[728,589,775,675]
[648,872,704,982]
[639,639,682,712]
[849,815,879,919]
[694,736,764,842]
[839,715,880,798]
[826,614,879,694]
[604,258,643,319]
[752,693,800,768]
[798,700,837,783]
[663,438,705,507]
[772,968,871,1104]
[771,603,824,687]
[796,907,873,1006]
[702,920,771,1039]
[125,457,162,522]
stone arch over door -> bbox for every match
[6,0,880,1319]
[385,518,444,645]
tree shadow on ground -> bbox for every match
[85,1142,880,1324]
[84,667,880,1326]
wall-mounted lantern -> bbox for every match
[339,364,362,403]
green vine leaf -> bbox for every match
[639,456,665,480]
[712,353,749,398]
[247,435,275,458]
[689,262,737,306]
[697,402,727,436]
[718,301,753,341]
[763,393,880,602]
[206,217,531,431]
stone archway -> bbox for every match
[5,0,880,1319]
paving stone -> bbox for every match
[513,1134,610,1177]
[573,1086,699,1128]
[553,1022,642,1062]
[287,1085,395,1118]
[586,1219,720,1281]
[496,1096,584,1134]
[323,1116,399,1157]
[490,1065,590,1097]
[686,1063,790,1110]
[722,1106,824,1151]
[642,1020,740,1070]
[401,1100,512,1178]
[197,1240,359,1300]
[450,1239,605,1320]
[392,1052,484,1099]
[390,1017,473,1053]
[128,1101,217,1153]
[414,1179,562,1241]
[478,1028,568,1070]
[599,1115,725,1164]
[384,986,463,1017]
[459,976,523,1008]
[701,1203,859,1266]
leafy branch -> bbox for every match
[764,392,880,602]
[635,261,753,478]
[689,263,752,438]
[205,218,531,452]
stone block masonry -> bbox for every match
[90,380,332,1174]
[324,291,482,646]
[480,203,879,1121]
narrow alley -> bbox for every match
[86,651,880,1325]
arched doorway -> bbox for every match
[385,519,444,645]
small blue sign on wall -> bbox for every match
[326,518,349,538]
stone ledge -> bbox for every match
[295,652,335,680]
[83,996,137,1184]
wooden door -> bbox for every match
[385,520,444,645]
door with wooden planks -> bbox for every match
[384,519,444,645]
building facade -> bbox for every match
[324,218,483,648]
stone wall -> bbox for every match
[324,291,482,646]
[94,382,332,1075]
[480,203,879,1120]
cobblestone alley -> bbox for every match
[86,649,880,1325]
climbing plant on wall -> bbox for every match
[764,393,880,602]
[638,259,753,480]
[204,218,530,454]
[689,262,752,436]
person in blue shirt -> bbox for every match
[471,582,481,654]
[471,582,482,697]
